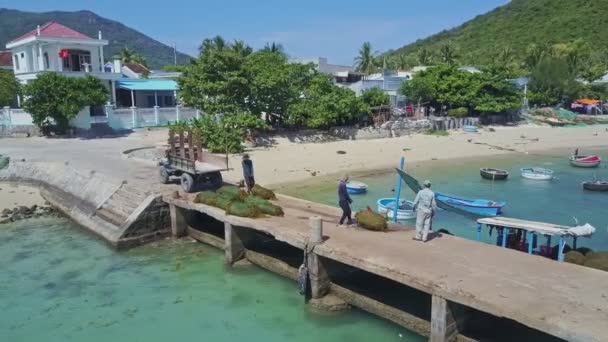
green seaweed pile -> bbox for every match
[251,184,277,200]
[193,185,283,218]
[565,249,608,272]
[355,210,388,232]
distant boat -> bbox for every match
[569,155,601,168]
[346,181,368,194]
[463,125,478,133]
[521,167,554,180]
[377,198,415,220]
[582,180,608,192]
[480,168,509,180]
[435,193,505,216]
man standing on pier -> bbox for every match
[242,154,255,192]
[413,180,437,242]
[338,175,353,226]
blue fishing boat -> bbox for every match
[346,180,368,194]
[463,125,478,133]
[377,198,415,220]
[435,193,505,216]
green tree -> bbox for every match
[524,43,547,70]
[262,42,285,55]
[471,70,520,113]
[438,42,458,66]
[0,70,20,107]
[178,36,252,115]
[189,111,267,153]
[528,57,580,106]
[391,54,413,70]
[354,42,378,74]
[118,47,133,63]
[361,87,390,108]
[416,48,433,65]
[287,74,366,128]
[22,73,108,132]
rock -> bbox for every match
[232,259,253,268]
[336,150,347,154]
[1,208,11,216]
[308,294,350,312]
[18,206,31,215]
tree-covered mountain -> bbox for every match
[387,0,608,66]
[0,8,191,69]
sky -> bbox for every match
[0,0,509,65]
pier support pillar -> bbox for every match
[307,250,330,299]
[224,222,245,265]
[430,295,468,342]
[169,204,187,238]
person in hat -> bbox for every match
[242,154,255,192]
[337,174,353,226]
[412,180,437,242]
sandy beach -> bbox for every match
[223,124,608,186]
[0,183,46,213]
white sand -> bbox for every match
[0,183,46,212]
[223,124,608,186]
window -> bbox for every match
[14,54,20,70]
[43,52,49,69]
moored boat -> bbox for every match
[463,125,478,133]
[521,167,554,180]
[377,198,415,220]
[480,168,509,180]
[435,193,505,216]
[569,155,601,168]
[582,180,608,192]
[346,181,368,194]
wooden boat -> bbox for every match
[435,193,505,216]
[582,180,608,192]
[377,198,415,220]
[569,155,601,168]
[480,168,509,180]
[520,167,554,180]
[463,125,478,133]
[346,181,368,194]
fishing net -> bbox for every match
[194,191,218,206]
[0,155,8,170]
[252,184,277,200]
[226,201,261,218]
[558,108,578,119]
[355,210,387,232]
[217,185,243,197]
[215,195,236,210]
[245,196,284,216]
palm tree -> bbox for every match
[439,42,458,66]
[417,48,433,65]
[119,47,133,63]
[496,45,514,65]
[263,42,285,55]
[524,43,546,70]
[231,40,253,57]
[131,54,149,68]
[354,42,377,74]
[393,54,411,70]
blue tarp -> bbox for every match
[117,79,177,91]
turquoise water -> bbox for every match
[0,217,423,342]
[284,149,608,250]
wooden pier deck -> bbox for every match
[164,193,608,342]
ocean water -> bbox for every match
[0,217,423,342]
[284,148,608,251]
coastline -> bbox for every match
[0,182,46,212]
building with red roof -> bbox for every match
[0,51,12,70]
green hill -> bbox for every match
[0,8,191,69]
[388,0,608,66]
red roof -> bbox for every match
[9,22,92,44]
[0,51,12,67]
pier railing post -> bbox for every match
[225,222,245,265]
[307,217,330,299]
[431,295,467,342]
[169,204,187,237]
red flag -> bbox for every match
[59,49,69,59]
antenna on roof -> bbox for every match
[36,25,41,36]
[98,30,102,40]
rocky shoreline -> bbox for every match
[0,204,61,224]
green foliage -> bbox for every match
[251,184,277,200]
[528,57,580,106]
[448,107,468,117]
[385,0,608,67]
[22,73,107,131]
[355,210,387,232]
[0,70,20,107]
[361,87,390,108]
[354,42,378,74]
[287,74,366,128]
[438,41,458,66]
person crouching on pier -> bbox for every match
[338,175,353,226]
[242,154,255,192]
[413,180,437,242]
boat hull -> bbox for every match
[583,182,608,192]
[436,193,505,216]
[377,198,415,220]
[521,168,553,180]
[569,155,601,168]
[463,125,478,133]
[480,168,509,180]
[346,181,368,194]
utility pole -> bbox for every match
[173,43,177,65]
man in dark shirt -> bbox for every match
[338,175,353,226]
[242,154,255,192]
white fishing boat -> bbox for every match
[520,167,554,181]
[377,198,415,220]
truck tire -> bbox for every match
[159,166,170,184]
[181,173,195,193]
[207,171,223,189]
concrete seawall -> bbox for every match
[0,160,170,248]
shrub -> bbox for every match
[448,107,468,117]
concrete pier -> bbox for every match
[165,193,608,342]
[224,222,245,265]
